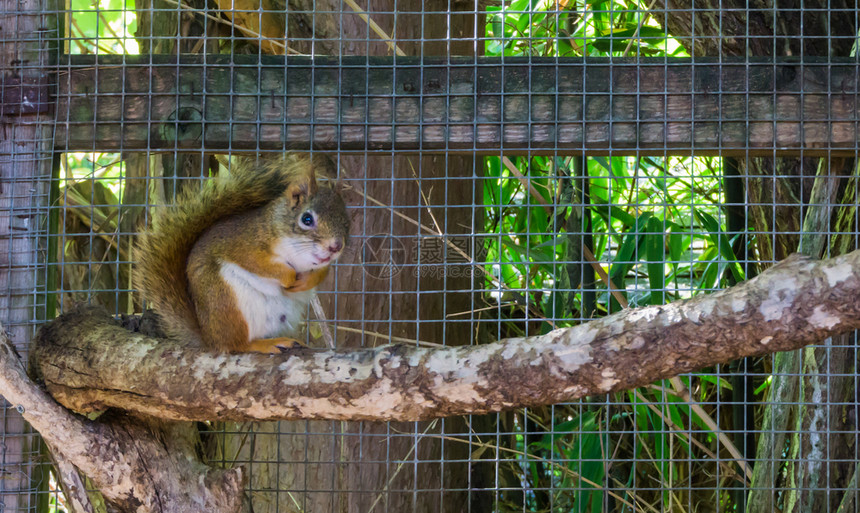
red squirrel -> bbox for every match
[136,155,349,353]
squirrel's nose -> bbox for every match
[328,240,344,254]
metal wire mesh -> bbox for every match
[1,0,858,512]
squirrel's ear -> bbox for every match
[285,166,317,208]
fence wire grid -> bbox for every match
[1,1,860,512]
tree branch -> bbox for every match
[0,325,245,512]
[31,251,860,423]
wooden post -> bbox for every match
[0,0,57,509]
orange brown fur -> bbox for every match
[136,156,348,352]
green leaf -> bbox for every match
[510,0,530,10]
[694,209,744,282]
[501,236,554,263]
[609,211,652,286]
[592,204,636,228]
[755,375,773,395]
[668,225,685,264]
[490,13,503,37]
[516,13,531,33]
[533,232,569,249]
[645,216,665,305]
[558,38,576,56]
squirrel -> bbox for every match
[135,155,350,353]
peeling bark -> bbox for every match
[31,250,860,423]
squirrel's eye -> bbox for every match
[300,212,315,229]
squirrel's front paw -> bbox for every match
[246,337,306,354]
[287,267,329,292]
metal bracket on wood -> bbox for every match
[1,72,51,115]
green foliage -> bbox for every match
[484,154,745,317]
[68,0,138,55]
[486,0,687,57]
[481,2,758,511]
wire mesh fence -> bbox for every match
[1,0,859,512]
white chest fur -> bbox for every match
[219,261,314,340]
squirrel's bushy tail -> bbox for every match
[135,157,305,344]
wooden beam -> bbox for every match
[55,55,860,156]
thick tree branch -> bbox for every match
[32,251,860,423]
[0,325,246,513]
